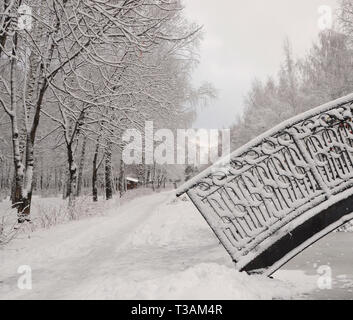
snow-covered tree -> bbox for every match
[0,0,210,220]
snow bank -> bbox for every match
[70,263,312,300]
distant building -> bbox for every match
[126,177,139,190]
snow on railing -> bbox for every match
[177,93,353,272]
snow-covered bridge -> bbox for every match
[177,93,353,276]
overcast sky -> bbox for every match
[184,0,338,129]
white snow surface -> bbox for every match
[0,192,316,300]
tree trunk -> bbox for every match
[17,135,35,222]
[66,143,77,206]
[11,126,24,209]
[146,167,151,188]
[105,142,113,200]
[118,158,125,197]
[92,138,100,202]
[76,135,87,197]
[9,115,28,222]
[151,161,156,191]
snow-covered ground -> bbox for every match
[0,191,319,300]
[275,231,353,300]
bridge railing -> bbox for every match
[177,93,353,273]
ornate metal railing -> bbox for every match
[177,93,353,275]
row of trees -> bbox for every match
[231,0,353,151]
[0,0,213,222]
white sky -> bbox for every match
[183,0,338,129]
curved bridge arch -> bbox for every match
[177,93,353,276]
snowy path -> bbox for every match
[1,192,172,299]
[0,192,316,300]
